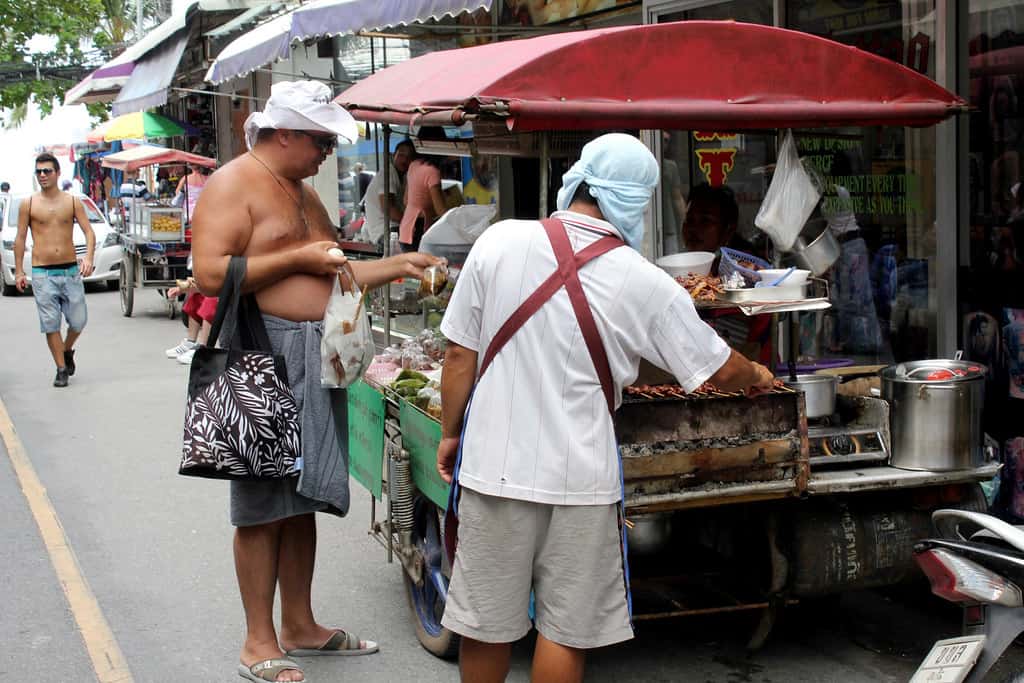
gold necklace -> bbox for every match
[250,153,309,233]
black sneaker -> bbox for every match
[64,350,76,376]
[53,368,69,388]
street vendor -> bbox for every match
[436,133,775,683]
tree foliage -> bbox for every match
[0,0,166,117]
[0,0,105,113]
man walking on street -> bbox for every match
[192,80,442,683]
[14,153,95,387]
[436,134,775,682]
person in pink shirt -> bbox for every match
[399,152,447,252]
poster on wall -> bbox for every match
[502,0,635,26]
[1005,308,1024,400]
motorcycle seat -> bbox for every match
[933,509,1024,553]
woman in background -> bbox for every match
[399,147,447,252]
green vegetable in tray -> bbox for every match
[395,369,430,383]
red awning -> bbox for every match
[336,21,966,131]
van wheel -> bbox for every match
[2,282,17,297]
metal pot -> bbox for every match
[789,218,840,276]
[880,360,987,471]
[783,374,837,419]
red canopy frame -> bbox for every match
[101,146,218,173]
[336,21,966,131]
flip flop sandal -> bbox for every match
[237,658,305,682]
[285,629,379,657]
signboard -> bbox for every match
[399,401,450,509]
[346,381,385,499]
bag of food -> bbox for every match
[754,130,821,252]
[321,263,374,388]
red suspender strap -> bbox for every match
[476,218,623,415]
[541,219,620,416]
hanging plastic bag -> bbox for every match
[420,204,497,252]
[321,262,374,388]
[754,130,821,252]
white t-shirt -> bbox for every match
[361,165,401,244]
[440,211,732,506]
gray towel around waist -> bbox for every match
[262,313,350,516]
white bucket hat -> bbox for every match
[244,80,359,151]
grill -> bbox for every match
[616,385,809,514]
[75,245,88,255]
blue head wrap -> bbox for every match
[555,133,659,250]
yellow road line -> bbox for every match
[0,397,133,683]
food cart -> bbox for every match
[101,146,217,317]
[333,21,997,657]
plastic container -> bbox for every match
[757,268,811,287]
[719,247,770,286]
[655,251,716,277]
[389,231,403,303]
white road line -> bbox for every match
[0,396,133,683]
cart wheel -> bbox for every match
[402,495,460,659]
[119,254,134,317]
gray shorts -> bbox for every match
[441,487,633,649]
[230,477,328,527]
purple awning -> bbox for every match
[206,0,492,84]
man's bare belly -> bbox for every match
[255,273,333,322]
[30,229,77,267]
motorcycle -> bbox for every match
[911,509,1024,683]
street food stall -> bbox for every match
[101,146,217,317]
[333,21,996,657]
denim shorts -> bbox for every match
[32,265,88,334]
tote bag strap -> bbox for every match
[207,256,278,353]
[207,256,246,348]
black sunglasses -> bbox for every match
[34,168,55,176]
[295,130,338,153]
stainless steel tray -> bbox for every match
[718,277,828,304]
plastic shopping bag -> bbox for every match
[754,130,821,252]
[321,264,374,388]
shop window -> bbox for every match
[652,2,774,258]
[963,2,1024,447]
[783,1,938,367]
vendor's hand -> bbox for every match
[745,362,776,398]
[79,257,94,278]
[15,273,28,292]
[400,252,446,280]
[437,436,460,484]
[298,241,349,276]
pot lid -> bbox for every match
[880,359,987,382]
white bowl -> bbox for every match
[656,251,716,277]
[757,268,810,286]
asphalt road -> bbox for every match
[2,287,1023,683]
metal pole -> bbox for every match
[538,132,549,218]
[382,125,393,348]
[136,0,143,40]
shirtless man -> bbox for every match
[15,153,95,387]
[192,81,441,683]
